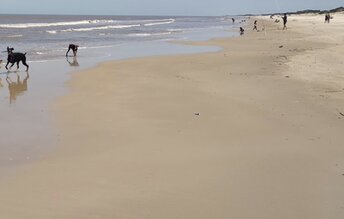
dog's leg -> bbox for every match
[16,61,20,70]
[5,62,9,70]
[66,48,71,57]
[10,62,15,69]
[22,60,29,71]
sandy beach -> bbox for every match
[0,13,344,218]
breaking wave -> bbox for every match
[7,34,23,38]
[143,19,175,26]
[128,32,173,37]
[0,19,116,28]
[47,24,140,33]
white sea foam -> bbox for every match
[167,28,184,32]
[7,34,23,38]
[0,19,116,28]
[129,32,172,37]
[35,51,48,55]
[78,45,117,49]
[27,60,53,63]
[143,19,175,26]
[56,24,140,32]
[46,30,57,34]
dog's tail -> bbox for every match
[24,53,27,56]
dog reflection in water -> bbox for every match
[6,72,29,104]
[66,56,79,67]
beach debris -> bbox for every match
[336,109,344,117]
[277,55,288,60]
[285,75,290,78]
[279,45,284,48]
[194,112,200,116]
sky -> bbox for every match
[0,0,342,16]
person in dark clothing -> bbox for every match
[253,20,258,31]
[282,13,288,30]
[240,27,244,35]
[325,13,330,23]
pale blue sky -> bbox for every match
[0,0,342,16]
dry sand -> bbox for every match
[0,14,344,218]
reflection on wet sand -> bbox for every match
[6,72,29,104]
[66,56,80,67]
[0,78,4,88]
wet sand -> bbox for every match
[0,14,344,218]
[0,41,221,171]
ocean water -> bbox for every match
[0,14,241,171]
[0,14,240,61]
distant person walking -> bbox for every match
[232,18,235,24]
[240,27,245,35]
[282,13,288,30]
[325,13,330,23]
[253,20,258,31]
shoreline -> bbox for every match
[0,31,234,172]
[1,14,344,218]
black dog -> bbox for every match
[66,44,79,57]
[5,47,29,71]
